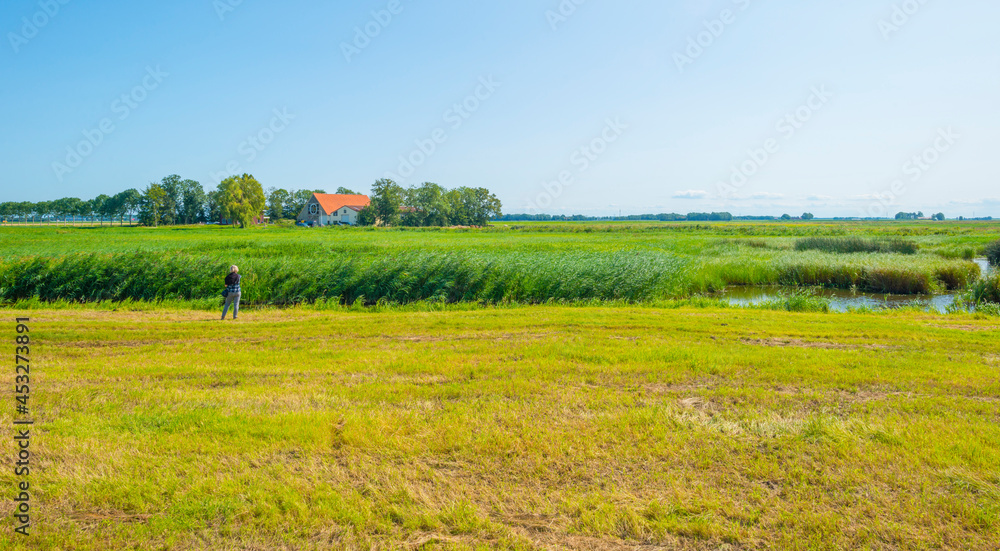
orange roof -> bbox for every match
[314,194,370,215]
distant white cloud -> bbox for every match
[807,194,833,201]
[673,190,709,199]
[723,192,784,201]
[948,197,1000,205]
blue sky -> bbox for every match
[1,0,998,217]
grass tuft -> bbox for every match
[964,272,1000,305]
[984,239,1000,266]
[795,237,919,255]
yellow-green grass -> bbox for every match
[1,305,999,549]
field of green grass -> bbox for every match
[1,221,999,549]
[1,304,999,549]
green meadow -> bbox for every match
[1,304,999,549]
[1,221,999,549]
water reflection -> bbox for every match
[716,286,961,313]
[717,258,992,313]
[974,258,991,274]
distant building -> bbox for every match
[297,193,370,226]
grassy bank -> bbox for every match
[2,306,998,549]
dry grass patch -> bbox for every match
[2,305,1000,550]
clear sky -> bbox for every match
[1,0,997,217]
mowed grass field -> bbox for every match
[2,304,999,550]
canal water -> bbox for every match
[717,259,992,313]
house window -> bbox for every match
[309,204,318,215]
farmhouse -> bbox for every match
[297,193,370,226]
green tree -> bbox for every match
[356,205,377,226]
[34,201,51,224]
[99,195,119,226]
[267,188,290,220]
[370,178,403,226]
[218,174,266,228]
[780,214,792,220]
[404,182,451,227]
[441,187,502,226]
[159,175,183,225]
[933,212,945,221]
[24,202,39,224]
[466,187,502,226]
[140,184,167,226]
[802,212,815,220]
[51,198,81,224]
[445,189,470,225]
[178,180,206,224]
[335,187,359,195]
[49,198,67,223]
[206,190,222,223]
[116,189,141,226]
[68,198,86,224]
[91,195,110,226]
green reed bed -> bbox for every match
[1,224,996,306]
[696,250,980,294]
[965,271,1000,305]
[794,236,919,255]
[0,250,689,305]
[985,239,1000,265]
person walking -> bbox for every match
[221,265,242,320]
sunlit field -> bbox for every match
[1,221,999,550]
[1,304,998,549]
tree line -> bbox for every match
[1,176,503,228]
[895,211,946,221]
[353,179,502,227]
[0,174,288,228]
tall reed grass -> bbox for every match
[794,237,919,255]
[0,251,689,305]
[984,239,1000,266]
[964,272,1000,305]
[696,251,979,294]
[0,225,992,305]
